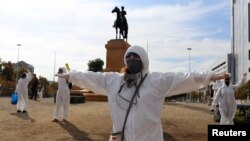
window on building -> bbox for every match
[249,68,250,72]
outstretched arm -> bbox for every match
[210,73,231,81]
[232,73,247,89]
[55,70,120,96]
[167,72,230,97]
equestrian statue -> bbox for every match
[111,6,128,40]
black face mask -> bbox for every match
[225,81,230,86]
[224,78,230,86]
[126,59,143,74]
[21,73,26,79]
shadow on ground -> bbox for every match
[58,120,93,141]
[163,132,177,141]
[10,112,36,122]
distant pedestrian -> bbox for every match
[38,86,44,100]
[15,71,32,113]
[30,74,39,100]
[53,67,70,122]
[210,80,223,111]
[212,73,247,125]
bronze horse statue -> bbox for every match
[112,6,128,40]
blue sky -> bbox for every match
[0,0,231,80]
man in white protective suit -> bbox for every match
[212,73,247,125]
[57,46,230,141]
[53,67,70,122]
[210,80,223,111]
[15,71,32,113]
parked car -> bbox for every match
[213,103,250,124]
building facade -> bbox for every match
[232,0,250,83]
[210,54,234,75]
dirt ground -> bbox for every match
[0,97,217,141]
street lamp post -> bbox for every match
[16,44,21,84]
[187,48,192,101]
[187,48,192,72]
[53,51,56,82]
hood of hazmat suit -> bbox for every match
[124,45,149,75]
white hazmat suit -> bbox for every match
[15,71,32,112]
[212,80,223,97]
[67,46,216,141]
[38,87,44,100]
[53,67,70,120]
[212,75,246,125]
[210,80,223,109]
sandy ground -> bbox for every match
[0,98,217,141]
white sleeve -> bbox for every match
[68,70,118,96]
[212,88,221,106]
[232,75,247,89]
[25,71,33,83]
[166,71,212,97]
[212,82,219,90]
[15,81,19,93]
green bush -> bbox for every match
[235,80,250,99]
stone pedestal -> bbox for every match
[104,39,130,72]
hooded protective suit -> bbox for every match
[210,80,223,109]
[54,67,70,120]
[212,75,246,125]
[15,71,32,112]
[68,46,212,141]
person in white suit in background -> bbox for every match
[38,86,44,100]
[15,71,32,113]
[53,67,70,122]
[210,79,223,111]
[212,73,247,125]
[57,46,230,141]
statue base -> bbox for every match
[104,39,130,72]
